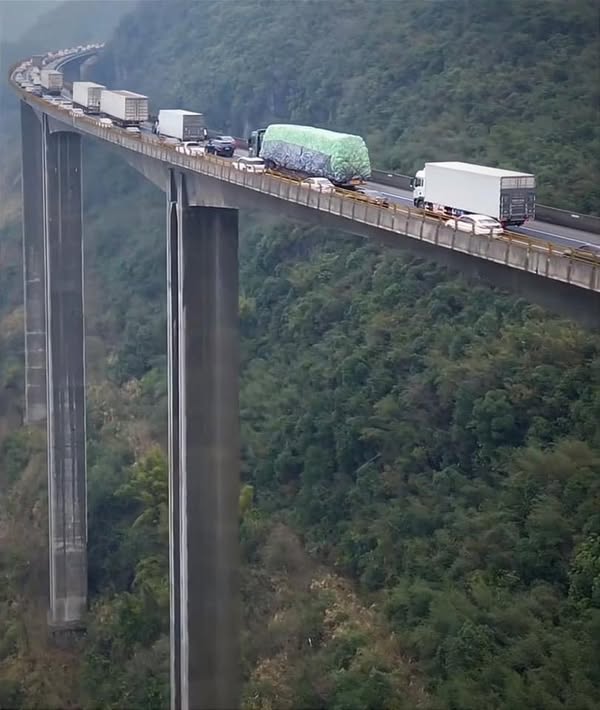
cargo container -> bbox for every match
[100,89,149,126]
[72,81,106,113]
[412,161,536,226]
[40,69,63,94]
[157,109,206,141]
[31,54,44,69]
[250,124,371,186]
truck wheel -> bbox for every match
[415,198,424,209]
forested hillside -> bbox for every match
[95,0,600,213]
[1,1,600,708]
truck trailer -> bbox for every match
[412,161,536,226]
[40,69,63,94]
[250,124,371,187]
[100,89,149,126]
[72,81,106,113]
[157,109,205,141]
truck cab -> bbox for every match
[248,128,266,157]
[411,170,425,208]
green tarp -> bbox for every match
[260,124,371,184]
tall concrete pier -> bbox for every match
[43,121,87,628]
[21,102,47,424]
[167,173,240,710]
[21,104,88,629]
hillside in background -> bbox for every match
[1,1,600,708]
[0,1,60,42]
[95,0,600,213]
[0,0,137,203]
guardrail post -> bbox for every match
[166,171,240,710]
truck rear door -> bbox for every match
[499,176,536,223]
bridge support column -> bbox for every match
[167,172,240,710]
[21,102,47,423]
[42,119,87,629]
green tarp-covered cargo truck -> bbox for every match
[258,124,371,186]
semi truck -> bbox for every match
[157,109,206,141]
[99,89,149,127]
[249,124,371,187]
[40,69,63,94]
[412,161,536,227]
[72,81,106,113]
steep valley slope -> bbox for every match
[1,1,599,708]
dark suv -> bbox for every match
[205,135,236,157]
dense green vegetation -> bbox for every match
[1,0,600,708]
[238,229,600,708]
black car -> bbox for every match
[205,135,236,157]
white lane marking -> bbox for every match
[518,225,599,247]
[377,190,411,202]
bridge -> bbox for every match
[7,45,600,710]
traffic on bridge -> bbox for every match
[10,45,600,275]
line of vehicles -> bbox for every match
[12,48,598,258]
[11,60,538,234]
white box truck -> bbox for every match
[72,81,106,113]
[412,161,536,226]
[100,89,149,126]
[157,109,206,141]
[40,69,63,94]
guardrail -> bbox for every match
[535,205,600,235]
[370,169,412,191]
